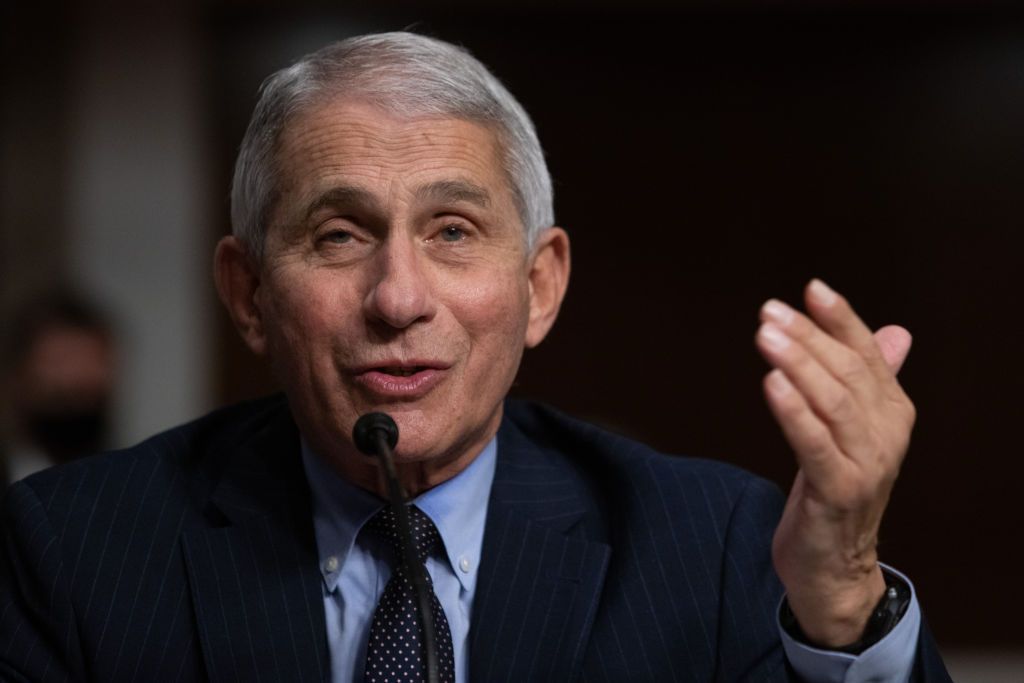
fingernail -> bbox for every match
[766,369,792,396]
[762,299,795,326]
[759,323,791,351]
[809,278,837,306]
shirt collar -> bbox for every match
[413,438,496,595]
[301,436,497,595]
[302,441,382,592]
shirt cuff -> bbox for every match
[778,565,921,683]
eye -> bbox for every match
[439,224,467,242]
[320,230,353,245]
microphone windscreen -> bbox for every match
[353,412,399,456]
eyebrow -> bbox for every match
[302,185,383,223]
[415,180,492,209]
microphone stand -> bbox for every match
[360,416,441,683]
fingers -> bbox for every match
[759,283,911,405]
[873,325,912,374]
[756,322,873,456]
[760,297,884,409]
[761,296,897,413]
[802,279,893,380]
[762,370,845,485]
[755,280,916,474]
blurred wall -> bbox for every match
[0,7,73,319]
[66,7,215,444]
[2,4,215,444]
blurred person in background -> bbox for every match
[0,289,116,488]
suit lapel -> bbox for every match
[470,413,610,682]
[182,404,330,683]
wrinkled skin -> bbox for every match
[215,100,569,496]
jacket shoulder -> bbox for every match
[503,398,777,501]
[8,394,292,531]
[503,400,789,680]
[0,397,290,681]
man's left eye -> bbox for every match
[439,225,467,242]
[322,231,353,244]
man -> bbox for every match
[0,32,950,681]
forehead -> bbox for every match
[273,99,513,205]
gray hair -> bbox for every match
[230,32,554,260]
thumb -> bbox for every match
[874,325,913,374]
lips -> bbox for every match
[353,361,450,399]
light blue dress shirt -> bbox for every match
[302,438,495,683]
[301,437,919,683]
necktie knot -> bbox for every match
[365,504,441,566]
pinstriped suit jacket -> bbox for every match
[1,396,950,682]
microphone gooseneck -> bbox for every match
[351,413,440,683]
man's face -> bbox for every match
[248,100,542,473]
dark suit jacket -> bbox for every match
[1,396,950,682]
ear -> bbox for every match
[524,227,571,348]
[213,236,268,356]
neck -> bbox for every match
[321,434,494,500]
[374,454,479,499]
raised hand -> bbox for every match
[755,279,916,647]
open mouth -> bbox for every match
[354,362,447,399]
[377,366,428,377]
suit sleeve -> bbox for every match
[1,481,84,681]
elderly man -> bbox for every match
[0,32,949,682]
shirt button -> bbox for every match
[324,556,339,573]
[458,556,471,573]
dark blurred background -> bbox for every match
[3,1,1022,677]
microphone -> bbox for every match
[352,413,440,683]
[353,412,399,456]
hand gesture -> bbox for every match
[755,279,915,647]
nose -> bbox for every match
[362,237,437,329]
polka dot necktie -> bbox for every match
[363,505,455,683]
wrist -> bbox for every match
[783,565,886,647]
[781,568,913,654]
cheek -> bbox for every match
[262,272,353,365]
[472,265,526,307]
[449,268,531,355]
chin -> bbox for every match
[388,428,451,462]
